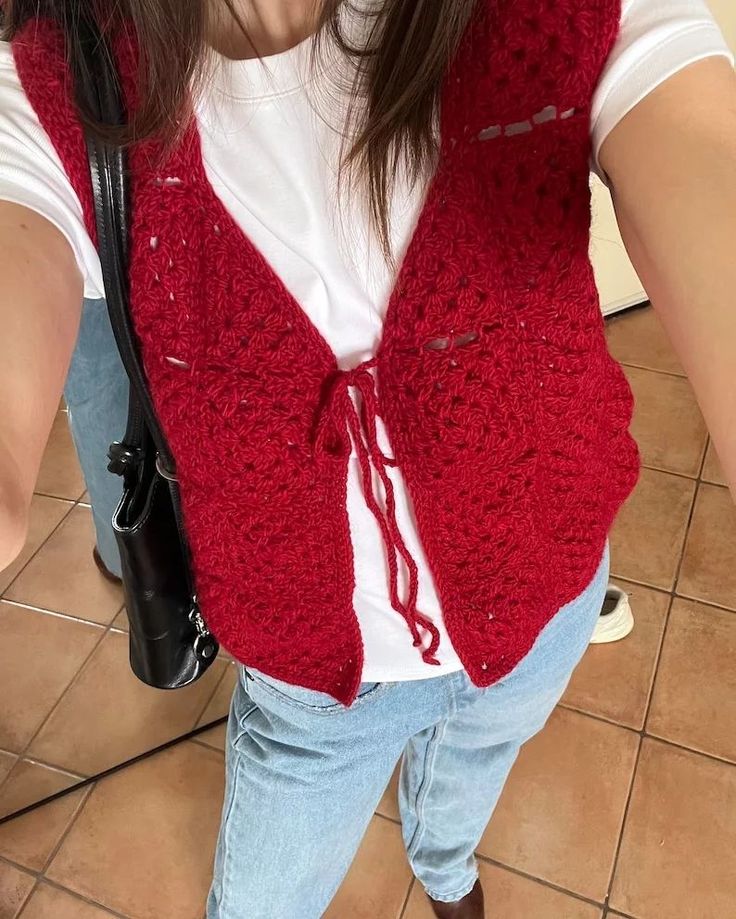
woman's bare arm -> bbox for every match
[600,57,736,499]
[0,202,83,567]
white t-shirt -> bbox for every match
[0,0,731,681]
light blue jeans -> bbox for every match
[64,297,127,577]
[207,546,609,918]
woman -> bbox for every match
[0,1,734,916]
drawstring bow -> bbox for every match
[315,358,441,666]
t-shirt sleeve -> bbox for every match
[0,41,104,299]
[591,0,735,181]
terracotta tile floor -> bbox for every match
[1,306,735,918]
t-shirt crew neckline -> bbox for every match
[210,34,315,101]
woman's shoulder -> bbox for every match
[591,0,733,176]
[0,38,104,299]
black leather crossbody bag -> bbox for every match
[72,23,218,688]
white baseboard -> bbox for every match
[590,175,647,317]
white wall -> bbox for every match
[708,0,736,48]
[590,177,645,316]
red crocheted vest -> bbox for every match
[14,0,638,704]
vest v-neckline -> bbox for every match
[170,105,436,377]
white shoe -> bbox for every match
[590,585,634,644]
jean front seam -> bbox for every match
[406,719,448,864]
[215,704,259,918]
[217,750,242,918]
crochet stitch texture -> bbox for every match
[14,0,639,704]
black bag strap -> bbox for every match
[72,21,177,483]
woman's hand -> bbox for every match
[0,202,83,569]
[601,57,736,501]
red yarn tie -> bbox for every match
[316,358,441,666]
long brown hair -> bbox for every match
[3,0,478,249]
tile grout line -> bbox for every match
[38,782,96,874]
[14,878,39,919]
[30,489,86,503]
[699,437,717,481]
[604,440,706,913]
[1,505,123,791]
[373,810,401,828]
[607,299,684,381]
[0,593,135,797]
[2,592,221,807]
[643,729,736,767]
[397,877,415,919]
[562,562,674,739]
[562,547,676,740]
[600,732,643,916]
[0,771,105,829]
[617,359,686,380]
[0,851,42,879]
[473,850,606,911]
[11,623,110,772]
[602,907,641,919]
[556,702,639,733]
[360,704,736,915]
[16,873,130,919]
[637,598,676,741]
[0,716,228,828]
[611,455,702,611]
[697,435,711,480]
[381,805,609,911]
[669,463,706,609]
[604,577,736,617]
[558,697,736,768]
[0,499,76,600]
[0,762,16,804]
[600,595,680,912]
[631,449,709,745]
[8,722,215,919]
[605,574,670,593]
[2,604,227,818]
[636,462,717,486]
[639,727,736,768]
[0,597,115,626]
[1,749,87,780]
[189,737,226,755]
[0,748,87,799]
[0,782,96,893]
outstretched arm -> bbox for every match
[601,57,736,499]
[0,201,83,567]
